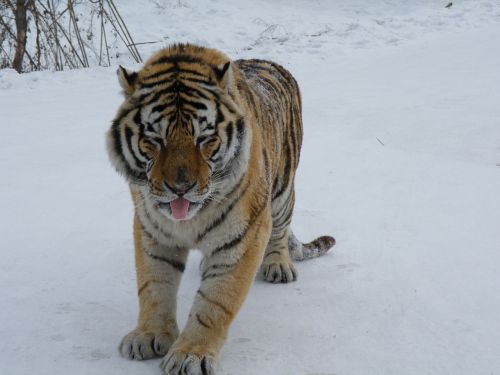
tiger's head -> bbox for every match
[106,44,249,221]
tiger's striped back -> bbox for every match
[237,59,303,199]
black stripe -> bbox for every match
[124,127,146,169]
[275,191,294,226]
[274,209,292,232]
[174,84,211,101]
[262,147,269,177]
[231,118,245,161]
[201,262,239,281]
[150,115,163,125]
[180,68,211,78]
[182,97,207,110]
[210,199,267,256]
[289,106,298,164]
[272,230,288,242]
[273,188,293,221]
[264,250,281,258]
[112,121,123,156]
[137,279,172,295]
[139,84,175,104]
[133,109,143,130]
[209,143,221,160]
[196,177,248,242]
[235,118,244,139]
[241,59,293,88]
[270,61,299,93]
[143,67,208,82]
[137,215,159,242]
[242,84,257,111]
[196,313,211,328]
[138,198,173,240]
[151,103,168,113]
[182,77,215,87]
[113,106,135,125]
[143,248,185,272]
[225,122,234,150]
[273,193,294,232]
[143,66,177,80]
[201,272,229,281]
[201,357,209,375]
[140,79,172,89]
[264,63,294,97]
[151,54,204,66]
[217,94,238,115]
[137,280,150,295]
[273,139,292,199]
[210,232,245,256]
[197,290,232,316]
[196,135,207,147]
[216,119,245,186]
[216,103,225,124]
[256,73,284,99]
[111,120,147,182]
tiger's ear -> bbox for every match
[117,65,138,96]
[214,61,233,90]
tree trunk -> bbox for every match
[12,0,28,72]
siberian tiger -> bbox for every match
[106,44,335,374]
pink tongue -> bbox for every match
[170,198,190,220]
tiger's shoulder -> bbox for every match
[235,59,300,103]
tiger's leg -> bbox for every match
[120,215,188,360]
[261,187,297,283]
[160,209,272,375]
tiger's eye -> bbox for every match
[139,138,159,159]
[201,137,221,160]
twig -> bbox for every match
[68,0,89,67]
[47,0,63,69]
[105,0,142,62]
[99,0,110,66]
[127,40,163,46]
[0,43,13,66]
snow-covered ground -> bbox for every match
[1,1,500,374]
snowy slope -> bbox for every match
[1,1,500,375]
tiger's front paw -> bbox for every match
[119,328,178,360]
[160,348,216,375]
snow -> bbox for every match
[1,1,500,374]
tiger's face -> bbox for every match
[140,123,215,221]
[107,47,247,221]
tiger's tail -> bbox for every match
[288,230,336,261]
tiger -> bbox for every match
[106,43,335,375]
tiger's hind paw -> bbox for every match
[261,260,298,283]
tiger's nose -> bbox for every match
[167,181,197,197]
[167,167,195,196]
[169,183,192,197]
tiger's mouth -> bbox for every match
[169,197,190,220]
[155,198,203,221]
